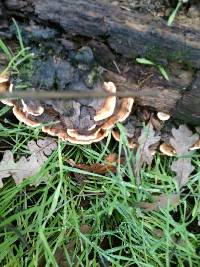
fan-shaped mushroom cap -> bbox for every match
[7,86,133,144]
[159,143,176,156]
[64,129,109,144]
[112,130,137,149]
[1,84,15,106]
[157,112,170,121]
[94,82,116,121]
[67,128,101,141]
[59,94,134,143]
[0,74,15,106]
[42,123,108,144]
[102,97,134,130]
[190,139,200,150]
[21,99,44,116]
[0,49,135,144]
[13,106,41,127]
[112,130,120,142]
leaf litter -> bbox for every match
[170,124,199,188]
[66,123,198,212]
[134,124,199,211]
[137,122,161,165]
[0,138,57,187]
[134,122,161,184]
[0,121,198,214]
[135,193,180,211]
[67,153,121,175]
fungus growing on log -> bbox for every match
[190,139,200,150]
[0,73,13,106]
[0,46,134,144]
[157,112,171,121]
[159,143,176,156]
[0,81,134,144]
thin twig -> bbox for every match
[0,89,157,100]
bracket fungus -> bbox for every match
[0,73,13,106]
[159,143,176,156]
[157,112,170,121]
[190,139,200,150]
[0,47,134,144]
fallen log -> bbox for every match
[1,0,200,125]
[4,0,200,68]
[105,68,200,125]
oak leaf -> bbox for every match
[135,122,160,184]
[137,122,161,165]
[0,138,57,187]
[170,125,199,188]
[171,159,194,188]
[170,125,199,155]
[136,193,180,211]
[67,153,120,175]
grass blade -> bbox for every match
[157,65,169,81]
[39,228,58,267]
[136,58,155,65]
[0,39,12,60]
[12,18,25,56]
[167,1,182,26]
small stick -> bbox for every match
[0,89,158,100]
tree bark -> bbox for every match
[4,0,200,68]
[2,0,200,125]
[105,68,200,125]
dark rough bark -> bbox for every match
[0,2,9,34]
[107,68,200,125]
[173,71,200,125]
[4,0,200,68]
[105,69,181,113]
[2,0,200,125]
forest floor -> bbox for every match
[0,1,199,266]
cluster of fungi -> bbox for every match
[0,46,199,154]
[0,46,134,145]
[0,78,133,144]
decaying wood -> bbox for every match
[105,67,200,125]
[173,71,200,125]
[4,0,200,68]
[105,70,181,113]
[1,0,200,124]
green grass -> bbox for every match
[0,116,199,267]
[0,20,199,267]
[167,0,183,26]
[0,20,34,83]
[136,58,169,81]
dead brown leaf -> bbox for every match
[0,138,57,187]
[137,122,161,165]
[170,125,199,155]
[136,193,180,211]
[67,153,121,175]
[170,125,199,188]
[171,159,195,188]
[135,122,160,184]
